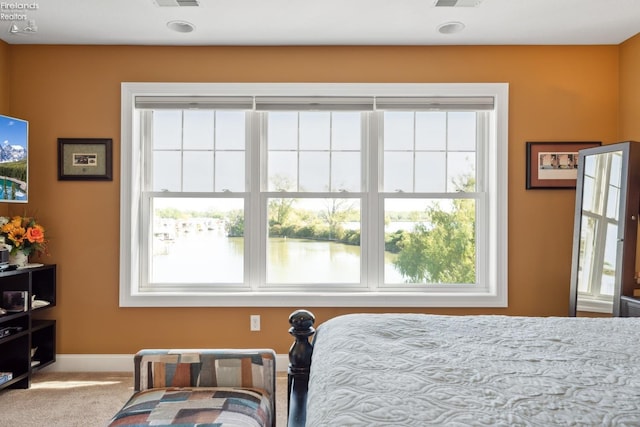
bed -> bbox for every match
[287,310,640,426]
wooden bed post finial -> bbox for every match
[288,309,315,374]
[287,309,315,427]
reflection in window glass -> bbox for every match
[578,151,622,301]
[606,152,622,219]
[150,198,244,284]
[601,222,618,296]
[577,216,597,294]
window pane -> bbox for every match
[216,151,245,192]
[606,153,622,219]
[384,198,476,284]
[153,151,181,191]
[448,112,476,151]
[216,111,246,150]
[268,152,297,191]
[332,152,360,192]
[332,112,361,150]
[300,152,330,192]
[448,152,476,192]
[183,151,214,192]
[577,216,597,293]
[600,222,618,296]
[384,152,413,192]
[151,198,244,283]
[268,112,298,150]
[416,112,446,150]
[300,112,330,150]
[415,152,446,192]
[183,110,214,150]
[384,112,414,150]
[267,198,360,284]
[153,110,182,150]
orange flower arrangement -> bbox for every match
[0,215,47,256]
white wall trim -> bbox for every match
[41,354,290,373]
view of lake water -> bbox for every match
[151,229,405,283]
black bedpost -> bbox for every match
[287,309,315,427]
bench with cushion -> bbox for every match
[108,349,276,427]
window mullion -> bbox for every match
[366,111,381,290]
[248,111,262,290]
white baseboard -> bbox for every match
[41,354,290,373]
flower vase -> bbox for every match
[9,251,28,267]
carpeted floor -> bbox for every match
[0,371,289,426]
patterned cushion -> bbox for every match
[108,386,272,427]
[135,351,275,394]
[109,350,276,427]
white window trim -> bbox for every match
[120,82,509,307]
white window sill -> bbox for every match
[119,289,507,308]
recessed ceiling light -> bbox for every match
[167,20,195,33]
[437,21,465,34]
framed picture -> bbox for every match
[58,138,113,181]
[526,141,601,189]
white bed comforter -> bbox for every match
[306,314,640,426]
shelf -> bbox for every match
[0,311,28,323]
[0,329,28,345]
[0,372,29,389]
[0,265,56,390]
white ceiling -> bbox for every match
[1,0,639,46]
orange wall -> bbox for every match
[0,41,10,218]
[620,33,640,140]
[6,45,621,355]
[0,41,7,113]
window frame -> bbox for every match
[120,82,509,307]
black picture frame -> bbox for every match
[58,138,113,181]
[526,141,601,189]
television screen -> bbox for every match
[0,114,28,203]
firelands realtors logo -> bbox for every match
[0,2,38,22]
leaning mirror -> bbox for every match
[569,141,640,317]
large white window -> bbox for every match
[120,83,508,307]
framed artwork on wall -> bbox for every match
[526,141,601,189]
[58,138,113,181]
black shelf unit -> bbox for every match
[0,264,56,390]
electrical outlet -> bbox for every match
[250,315,261,331]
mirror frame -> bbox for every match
[569,141,640,317]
